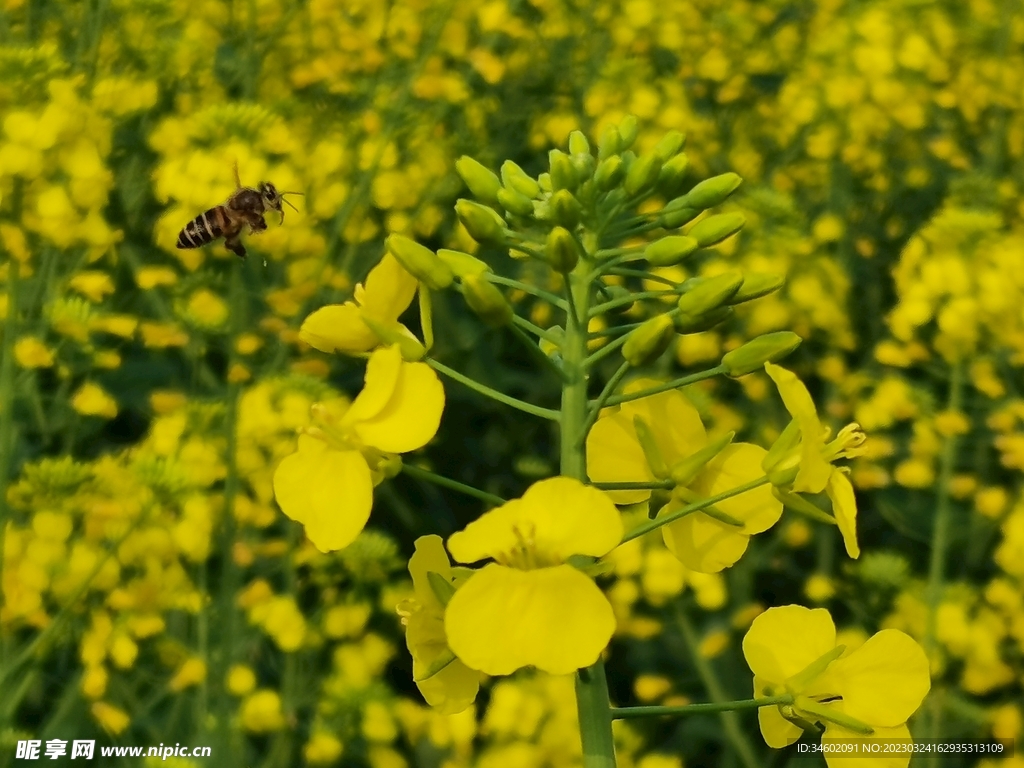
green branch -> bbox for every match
[427,359,559,420]
[578,361,631,445]
[402,463,506,506]
[612,695,792,720]
[621,476,770,543]
[600,365,726,407]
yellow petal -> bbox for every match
[300,303,376,354]
[413,655,481,715]
[447,477,623,564]
[693,443,782,533]
[660,504,749,573]
[586,410,653,504]
[345,345,403,424]
[827,470,860,558]
[362,253,419,323]
[742,605,836,683]
[273,435,373,552]
[765,363,831,493]
[756,694,803,749]
[407,535,453,609]
[445,563,615,675]
[348,353,445,454]
[826,629,930,727]
[621,384,707,467]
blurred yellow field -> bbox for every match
[1,1,1023,767]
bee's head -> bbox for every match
[258,181,301,222]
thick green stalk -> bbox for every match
[562,263,617,768]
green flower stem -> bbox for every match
[512,313,561,343]
[582,332,632,369]
[602,366,726,407]
[588,321,645,338]
[510,322,568,381]
[560,259,617,768]
[611,695,792,719]
[921,362,964,763]
[578,361,631,446]
[604,268,681,286]
[426,358,559,420]
[593,480,675,491]
[674,604,762,768]
[589,289,681,317]
[487,273,567,310]
[621,476,770,544]
[401,463,506,506]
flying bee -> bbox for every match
[176,163,302,259]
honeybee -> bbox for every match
[176,164,301,259]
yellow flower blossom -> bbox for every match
[397,535,481,714]
[587,383,783,572]
[91,702,130,735]
[240,689,285,733]
[274,344,444,551]
[14,336,55,368]
[226,665,257,696]
[764,363,867,558]
[744,605,930,764]
[168,658,207,691]
[299,254,419,356]
[444,477,623,675]
[71,382,118,418]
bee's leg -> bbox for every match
[233,160,242,190]
[224,235,247,259]
[249,214,268,234]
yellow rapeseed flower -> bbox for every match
[240,689,285,733]
[14,336,55,368]
[274,344,444,551]
[299,254,419,356]
[743,605,930,763]
[397,535,481,714]
[444,477,623,675]
[71,382,118,418]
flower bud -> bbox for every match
[455,156,501,204]
[549,150,578,191]
[644,235,699,267]
[361,317,427,361]
[730,272,785,304]
[624,152,662,196]
[687,212,745,248]
[654,130,686,161]
[550,189,583,229]
[455,199,506,244]
[618,115,638,150]
[386,234,453,290]
[670,431,734,486]
[657,153,690,197]
[568,130,591,156]
[675,306,733,334]
[676,271,744,321]
[379,454,403,480]
[681,173,743,211]
[545,226,580,272]
[622,314,675,367]
[462,274,513,327]
[437,249,489,278]
[598,125,622,160]
[659,197,699,228]
[594,156,625,191]
[721,331,802,377]
[501,160,541,198]
[497,186,535,217]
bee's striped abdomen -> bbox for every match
[176,207,226,249]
